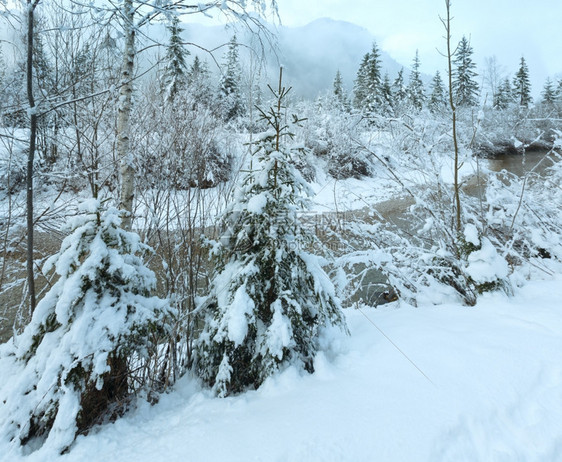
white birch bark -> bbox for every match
[117,0,135,230]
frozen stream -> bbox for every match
[337,149,558,306]
[0,151,558,341]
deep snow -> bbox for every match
[4,275,561,462]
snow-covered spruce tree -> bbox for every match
[0,199,171,454]
[556,79,562,102]
[392,68,408,111]
[218,35,244,121]
[187,55,212,106]
[381,73,394,116]
[452,36,479,107]
[353,52,370,110]
[541,77,556,106]
[493,77,513,110]
[513,56,532,107]
[162,15,189,100]
[407,50,425,110]
[363,42,384,114]
[195,71,348,397]
[428,70,447,113]
[333,69,349,111]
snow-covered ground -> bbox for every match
[6,275,561,462]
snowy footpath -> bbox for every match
[7,276,562,462]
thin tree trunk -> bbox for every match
[117,0,135,230]
[26,0,39,312]
[444,0,462,235]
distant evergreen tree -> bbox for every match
[556,79,562,102]
[31,17,54,95]
[99,31,121,86]
[194,74,348,397]
[248,69,264,109]
[493,77,513,109]
[363,41,384,113]
[353,42,385,113]
[381,73,393,115]
[219,35,244,121]
[187,55,207,85]
[392,68,408,108]
[333,69,344,100]
[353,53,370,110]
[407,50,425,110]
[333,69,349,110]
[162,16,189,100]
[187,55,212,105]
[428,71,447,113]
[541,77,556,106]
[452,36,479,106]
[513,57,532,107]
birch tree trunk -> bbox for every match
[117,0,135,230]
[443,0,462,235]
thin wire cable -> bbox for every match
[356,307,436,387]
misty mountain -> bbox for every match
[176,18,409,99]
[274,18,406,98]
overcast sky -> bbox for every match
[274,0,562,92]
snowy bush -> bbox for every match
[331,110,517,307]
[476,105,552,157]
[133,84,232,191]
[194,77,348,397]
[0,199,172,454]
[335,122,562,308]
[483,144,562,271]
[296,95,371,180]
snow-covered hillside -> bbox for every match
[5,276,561,462]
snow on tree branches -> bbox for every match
[0,200,171,455]
[194,71,348,397]
[452,36,479,107]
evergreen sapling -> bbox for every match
[0,200,171,454]
[195,70,348,397]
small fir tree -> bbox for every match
[0,200,170,454]
[452,36,479,106]
[333,69,349,110]
[381,73,394,115]
[353,53,370,110]
[162,15,189,100]
[407,50,425,110]
[541,77,556,106]
[513,57,532,107]
[218,35,244,121]
[556,79,562,102]
[29,14,54,94]
[194,71,348,397]
[428,70,447,113]
[493,77,513,109]
[392,68,408,108]
[363,41,384,114]
[187,55,212,106]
